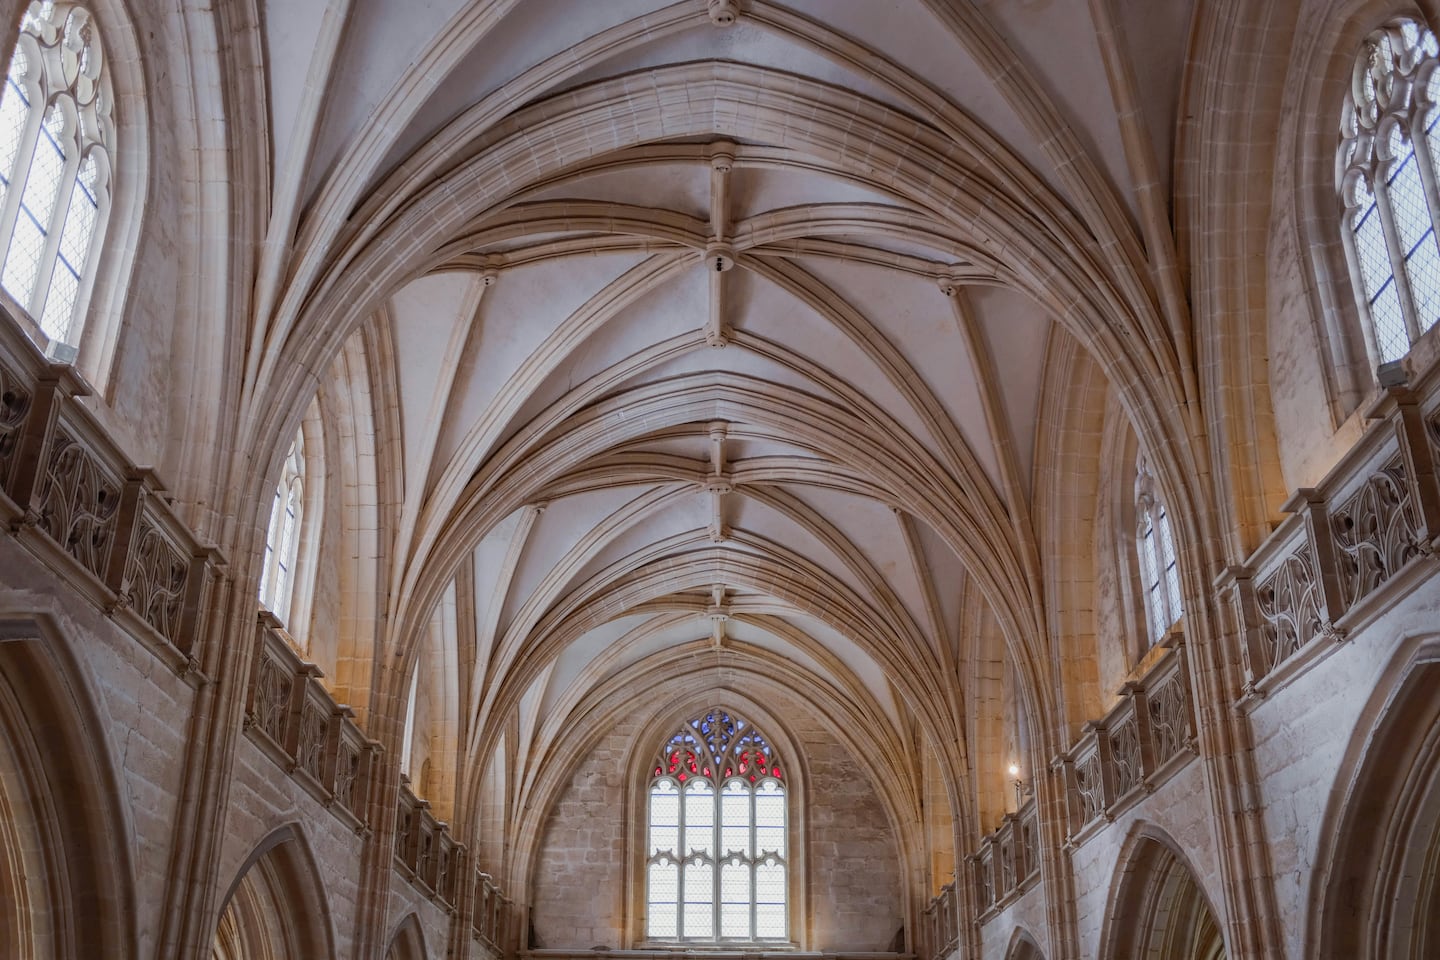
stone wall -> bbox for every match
[529,707,905,951]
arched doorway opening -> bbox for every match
[1314,645,1440,960]
[384,914,428,960]
[0,621,136,959]
[1005,927,1046,959]
[211,826,335,960]
[1101,830,1224,960]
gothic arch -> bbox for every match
[0,615,138,960]
[1032,327,1109,741]
[1312,635,1440,960]
[212,824,336,960]
[1182,0,1295,556]
[500,644,927,911]
[1099,824,1226,960]
[51,0,148,389]
[1004,926,1046,960]
[384,913,428,960]
[1283,0,1426,416]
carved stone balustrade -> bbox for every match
[0,312,222,677]
[921,878,958,960]
[1055,643,1197,847]
[471,868,512,953]
[1218,377,1440,704]
[922,797,1042,958]
[243,614,379,831]
[394,780,480,917]
[976,798,1041,917]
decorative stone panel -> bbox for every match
[36,424,122,579]
[1330,458,1422,605]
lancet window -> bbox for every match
[259,428,306,624]
[1136,455,1182,643]
[1339,19,1440,368]
[0,3,114,350]
[646,708,787,943]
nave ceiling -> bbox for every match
[225,0,1202,873]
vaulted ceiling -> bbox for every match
[249,0,1197,853]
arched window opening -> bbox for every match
[646,708,787,944]
[1339,20,1440,370]
[259,427,305,625]
[1135,455,1183,643]
[0,3,114,353]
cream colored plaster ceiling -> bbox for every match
[255,0,1196,796]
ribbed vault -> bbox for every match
[223,0,1208,948]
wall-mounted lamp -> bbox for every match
[1008,763,1024,809]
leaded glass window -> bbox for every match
[259,428,305,623]
[0,3,114,348]
[1136,454,1183,643]
[1339,20,1440,369]
[646,708,787,943]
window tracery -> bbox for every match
[259,428,305,624]
[0,2,113,350]
[1339,19,1440,369]
[646,708,787,943]
[1135,455,1182,643]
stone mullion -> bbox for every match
[1341,197,1387,369]
[1372,166,1426,345]
[30,100,82,327]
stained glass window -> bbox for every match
[259,428,306,623]
[1340,20,1440,370]
[646,708,787,942]
[0,4,114,349]
[1136,453,1183,643]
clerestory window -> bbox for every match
[259,427,306,625]
[1135,454,1182,643]
[646,708,788,944]
[0,2,114,352]
[1339,19,1440,370]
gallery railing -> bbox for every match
[0,305,523,950]
[921,642,1196,960]
[0,314,222,676]
[1054,642,1197,845]
[393,781,513,952]
[1216,379,1440,705]
[244,614,380,831]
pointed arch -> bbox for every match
[1311,635,1440,960]
[384,913,428,960]
[0,614,138,960]
[211,824,336,960]
[1099,824,1226,960]
[1004,926,1046,960]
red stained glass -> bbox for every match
[679,773,687,781]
